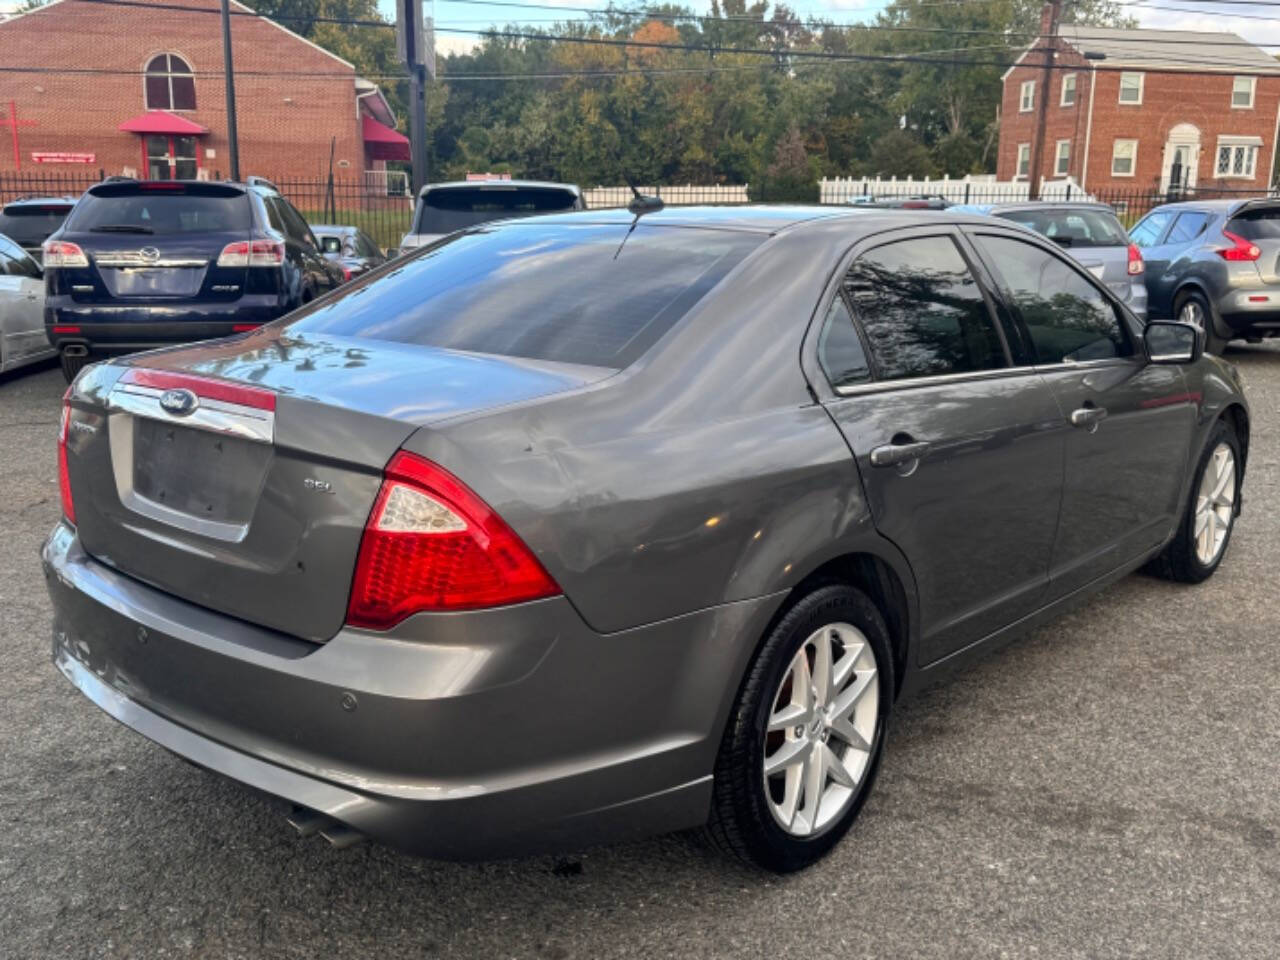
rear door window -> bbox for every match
[415,187,580,234]
[286,222,761,369]
[1128,211,1173,247]
[843,235,1007,381]
[0,236,39,278]
[999,208,1128,247]
[973,234,1131,364]
[1226,206,1280,240]
[1166,212,1209,244]
[817,297,872,389]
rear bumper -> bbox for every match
[46,298,286,352]
[1217,290,1280,336]
[43,523,778,859]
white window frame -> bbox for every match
[1020,80,1035,113]
[1060,73,1077,107]
[1016,142,1031,179]
[1231,76,1256,109]
[1215,136,1261,179]
[1111,139,1138,177]
[1055,140,1071,176]
[1118,72,1144,105]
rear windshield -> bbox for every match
[317,235,344,254]
[999,208,1128,247]
[65,187,251,235]
[414,186,578,235]
[1226,206,1280,240]
[0,205,72,245]
[286,222,761,368]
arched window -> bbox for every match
[144,54,196,111]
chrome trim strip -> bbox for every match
[108,383,274,444]
[833,365,1040,397]
[94,256,209,268]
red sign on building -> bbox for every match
[31,151,96,164]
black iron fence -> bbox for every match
[4,171,1280,245]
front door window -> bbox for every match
[143,135,199,180]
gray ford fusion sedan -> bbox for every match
[45,206,1249,872]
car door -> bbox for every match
[813,228,1066,666]
[966,228,1197,598]
[1128,209,1181,317]
[0,238,48,364]
[279,199,338,294]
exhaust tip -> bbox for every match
[62,344,89,358]
[286,804,367,849]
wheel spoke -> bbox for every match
[829,715,871,752]
[764,737,808,776]
[1212,461,1235,502]
[822,742,857,789]
[812,630,834,707]
[767,701,809,733]
[802,742,826,826]
[830,641,862,695]
[830,668,876,721]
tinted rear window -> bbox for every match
[66,188,251,235]
[286,223,761,368]
[317,235,344,254]
[0,205,72,244]
[414,186,578,235]
[1227,206,1280,240]
[999,208,1128,247]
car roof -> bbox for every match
[420,179,582,198]
[310,225,358,235]
[1146,197,1280,216]
[478,204,1008,235]
[960,201,1115,215]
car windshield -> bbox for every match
[287,222,762,368]
[413,186,579,235]
[0,205,72,245]
[65,185,251,234]
[317,235,344,254]
[999,208,1128,247]
[1226,206,1280,240]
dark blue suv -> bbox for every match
[44,177,343,380]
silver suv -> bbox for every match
[398,180,583,256]
[1129,198,1280,353]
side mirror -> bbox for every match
[1145,320,1201,364]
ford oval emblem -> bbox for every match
[139,246,161,264]
[159,388,198,417]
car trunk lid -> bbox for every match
[1227,202,1280,283]
[65,333,609,641]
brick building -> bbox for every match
[0,0,407,181]
[997,25,1280,194]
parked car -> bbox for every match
[398,179,584,255]
[47,207,1247,872]
[0,195,75,264]
[311,224,389,281]
[1127,198,1280,353]
[43,176,344,381]
[0,232,55,373]
[950,202,1147,319]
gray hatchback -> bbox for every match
[45,206,1248,872]
[1130,198,1280,352]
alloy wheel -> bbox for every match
[1179,299,1206,330]
[763,622,879,837]
[1194,442,1236,565]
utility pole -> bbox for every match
[220,0,241,181]
[1027,0,1061,201]
[397,0,432,195]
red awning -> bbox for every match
[362,114,410,162]
[118,111,209,136]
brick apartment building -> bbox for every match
[997,25,1280,194]
[0,0,407,182]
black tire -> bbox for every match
[60,350,91,383]
[1175,290,1227,355]
[705,584,894,873]
[1149,420,1241,583]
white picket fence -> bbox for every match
[820,175,1094,205]
[584,184,751,208]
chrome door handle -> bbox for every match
[1069,405,1108,429]
[870,440,931,468]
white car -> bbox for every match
[0,232,53,373]
[398,180,584,256]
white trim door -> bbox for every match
[1161,124,1201,193]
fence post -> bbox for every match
[964,183,970,203]
[1065,183,1072,201]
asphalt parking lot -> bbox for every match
[2,349,1278,960]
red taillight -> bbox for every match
[1219,230,1261,262]
[341,265,352,282]
[58,389,75,525]
[1127,243,1144,275]
[217,239,286,268]
[51,325,81,335]
[232,323,261,332]
[43,240,88,268]
[345,451,560,629]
